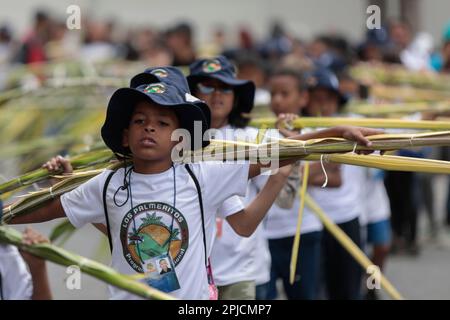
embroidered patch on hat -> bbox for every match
[150,68,169,78]
[144,83,166,94]
[202,59,222,73]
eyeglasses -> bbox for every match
[197,83,233,95]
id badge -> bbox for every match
[142,253,180,293]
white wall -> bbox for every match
[0,0,449,46]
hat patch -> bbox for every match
[202,59,222,73]
[144,83,166,94]
[150,68,169,78]
[185,93,200,102]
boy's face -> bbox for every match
[269,75,307,116]
[307,88,339,117]
[194,78,234,128]
[122,101,180,162]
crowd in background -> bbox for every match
[1,9,450,300]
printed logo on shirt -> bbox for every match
[120,202,189,273]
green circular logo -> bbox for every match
[144,83,166,94]
[120,202,189,273]
[202,59,222,73]
[151,69,169,78]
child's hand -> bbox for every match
[276,163,294,179]
[42,155,73,175]
[20,227,50,270]
[276,113,298,130]
[336,126,383,153]
[276,113,299,138]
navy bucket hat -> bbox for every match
[307,68,348,106]
[187,56,255,115]
[130,66,211,128]
[101,77,210,157]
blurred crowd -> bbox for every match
[1,9,450,300]
[0,10,449,72]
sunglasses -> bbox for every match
[197,83,233,95]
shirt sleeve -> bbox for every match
[217,196,245,219]
[60,170,110,228]
[0,245,33,300]
[198,161,250,211]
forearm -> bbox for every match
[29,263,52,300]
[228,171,289,237]
[249,125,377,179]
[289,126,343,141]
[8,198,66,225]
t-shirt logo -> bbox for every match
[120,202,189,273]
[150,69,169,78]
[144,83,166,94]
[202,59,221,73]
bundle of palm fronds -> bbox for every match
[304,153,450,174]
[0,149,115,195]
[350,63,450,92]
[249,117,450,131]
[0,225,174,300]
[195,131,450,162]
[4,131,450,224]
[370,84,450,103]
[343,101,450,117]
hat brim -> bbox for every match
[101,88,211,156]
[187,74,255,114]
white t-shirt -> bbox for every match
[0,244,33,300]
[61,161,249,300]
[308,164,365,225]
[212,195,256,286]
[261,129,323,239]
[360,168,391,226]
[243,174,272,285]
[210,126,268,286]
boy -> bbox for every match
[263,68,338,300]
[7,66,380,299]
[306,67,366,300]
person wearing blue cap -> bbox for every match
[305,68,382,300]
[6,65,381,300]
[262,68,327,300]
[305,68,347,117]
[187,55,272,300]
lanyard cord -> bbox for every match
[128,168,144,264]
[166,165,176,257]
[129,165,177,265]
